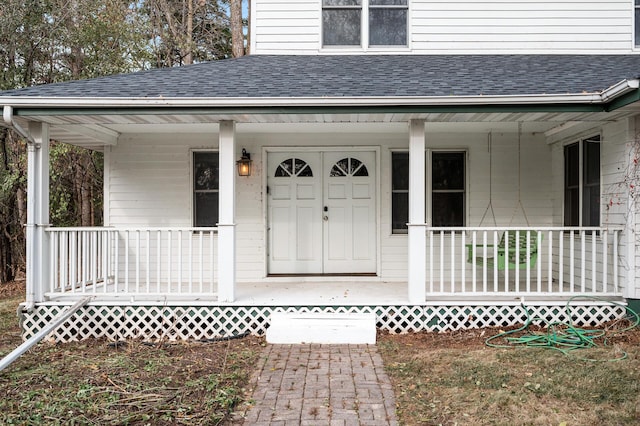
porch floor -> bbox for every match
[42,279,623,306]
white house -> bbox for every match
[2,0,640,341]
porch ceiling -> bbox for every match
[14,106,638,149]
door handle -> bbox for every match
[323,215,329,221]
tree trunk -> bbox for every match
[230,0,244,58]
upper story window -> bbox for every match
[322,0,408,48]
[636,0,640,46]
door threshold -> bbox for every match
[267,273,377,278]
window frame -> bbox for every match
[390,150,409,234]
[635,0,640,48]
[321,0,409,50]
[390,149,468,235]
[428,150,467,228]
[192,150,219,228]
[563,135,601,227]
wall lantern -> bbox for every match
[236,148,252,177]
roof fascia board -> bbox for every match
[0,93,607,109]
[13,104,606,117]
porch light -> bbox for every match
[236,148,252,177]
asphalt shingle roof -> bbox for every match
[2,55,640,99]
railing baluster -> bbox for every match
[125,230,130,294]
[178,230,183,293]
[471,231,476,293]
[114,231,119,294]
[493,230,498,293]
[525,231,530,293]
[439,230,444,293]
[559,231,564,293]
[580,230,586,293]
[481,231,486,293]
[210,230,214,293]
[602,230,608,293]
[613,230,619,293]
[591,230,596,293]
[428,230,434,294]
[157,231,162,293]
[536,231,541,292]
[146,230,150,293]
[92,231,98,293]
[199,231,204,293]
[461,231,466,293]
[135,230,140,293]
[50,231,57,294]
[167,230,172,293]
[450,231,455,293]
[514,231,519,293]
[188,231,193,294]
[570,230,575,292]
[504,231,509,293]
[547,231,553,293]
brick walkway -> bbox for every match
[241,344,398,425]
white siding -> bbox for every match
[252,0,635,55]
[548,117,636,297]
[106,124,554,282]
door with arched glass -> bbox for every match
[267,151,376,274]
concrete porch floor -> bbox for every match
[40,279,622,306]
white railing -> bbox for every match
[47,227,218,297]
[426,227,623,296]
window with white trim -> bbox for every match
[564,135,600,227]
[193,151,219,227]
[322,0,408,47]
[636,0,640,46]
[431,152,466,227]
[391,152,409,233]
[390,150,466,233]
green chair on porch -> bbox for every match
[466,230,541,270]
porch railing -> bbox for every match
[47,227,218,297]
[426,227,623,297]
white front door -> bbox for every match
[267,151,376,274]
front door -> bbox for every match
[267,151,376,274]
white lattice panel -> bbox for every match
[20,303,627,342]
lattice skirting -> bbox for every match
[20,303,627,342]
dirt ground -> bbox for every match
[1,281,639,425]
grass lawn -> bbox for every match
[379,323,640,425]
[0,283,262,425]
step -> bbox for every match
[266,312,377,344]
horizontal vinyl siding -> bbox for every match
[252,0,320,54]
[252,0,634,54]
[107,125,556,282]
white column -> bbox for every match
[408,119,426,303]
[26,122,50,304]
[217,121,236,302]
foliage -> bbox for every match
[0,0,245,283]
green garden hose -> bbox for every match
[485,296,640,361]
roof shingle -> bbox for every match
[1,54,640,99]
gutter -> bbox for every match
[1,79,638,109]
[2,105,35,144]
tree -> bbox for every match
[0,0,248,283]
[147,0,233,67]
[230,0,244,57]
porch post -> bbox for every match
[217,120,236,302]
[26,122,50,305]
[408,119,426,303]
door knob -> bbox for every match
[323,215,329,221]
